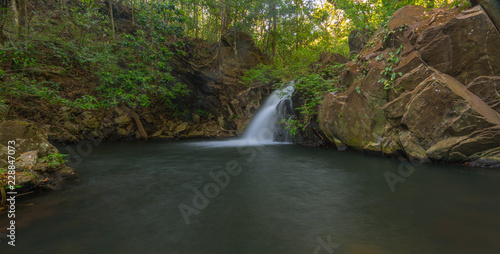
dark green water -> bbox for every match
[1,140,500,254]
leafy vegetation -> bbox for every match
[241,0,462,133]
[0,0,190,115]
[40,153,68,169]
[0,0,469,127]
[377,45,404,91]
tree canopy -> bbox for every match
[0,0,468,117]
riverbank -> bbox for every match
[0,121,78,196]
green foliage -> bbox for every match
[3,185,22,190]
[196,109,209,117]
[228,114,240,121]
[136,1,186,38]
[0,1,190,113]
[449,0,471,10]
[0,98,8,117]
[378,45,404,91]
[40,153,68,169]
[332,0,451,32]
[281,118,300,137]
[243,47,347,133]
[293,73,338,121]
[0,0,459,125]
[241,64,275,86]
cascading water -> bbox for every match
[240,85,294,144]
[188,85,294,147]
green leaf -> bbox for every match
[398,72,403,76]
[391,73,396,80]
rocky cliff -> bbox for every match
[4,30,271,143]
[315,5,500,167]
[170,30,273,134]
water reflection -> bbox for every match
[0,141,499,253]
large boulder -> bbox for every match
[317,5,500,167]
[416,7,500,84]
[0,121,78,192]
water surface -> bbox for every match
[1,140,499,254]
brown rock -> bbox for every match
[16,151,39,169]
[316,6,500,167]
[114,115,132,127]
[117,128,128,136]
[174,122,188,134]
[348,29,371,56]
[417,6,500,84]
[0,121,58,157]
[466,76,500,113]
[388,5,426,31]
[0,121,78,192]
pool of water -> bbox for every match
[1,140,499,253]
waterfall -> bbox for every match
[240,85,294,144]
[187,85,294,148]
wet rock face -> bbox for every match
[0,121,78,192]
[317,5,500,167]
[171,30,272,135]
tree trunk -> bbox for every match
[193,0,198,38]
[109,0,115,37]
[131,0,135,24]
[271,0,277,62]
[0,0,11,43]
[11,0,17,37]
[220,0,230,37]
[17,0,26,39]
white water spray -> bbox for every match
[187,85,294,147]
[240,85,294,144]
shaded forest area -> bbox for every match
[0,0,479,131]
